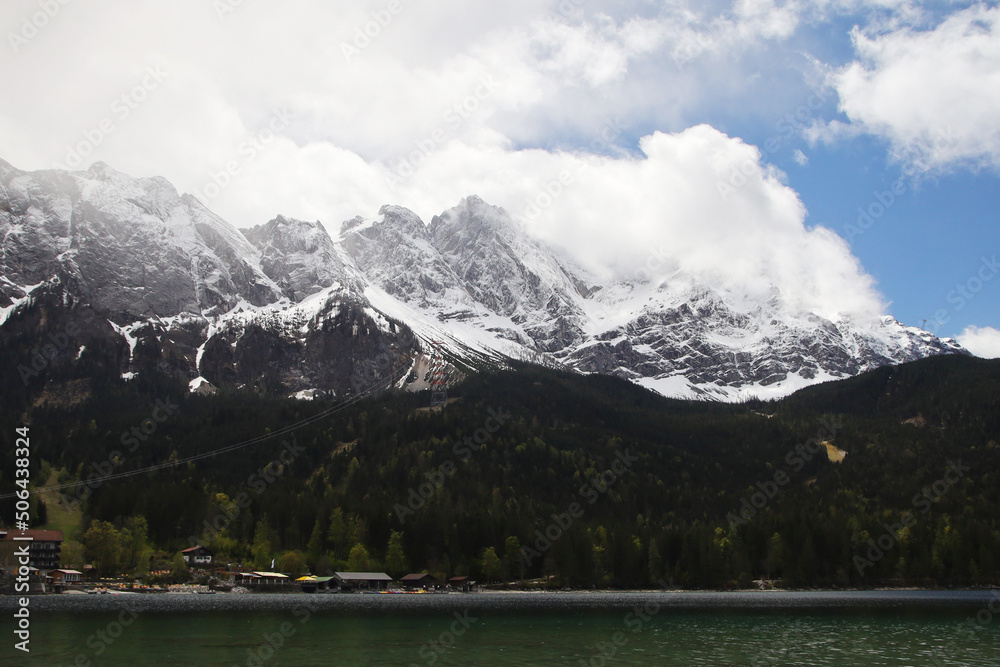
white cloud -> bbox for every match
[0,0,814,174]
[215,124,883,322]
[957,325,1000,358]
[793,149,809,166]
[825,5,1000,171]
[0,0,935,324]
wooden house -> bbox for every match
[333,571,393,592]
[448,576,478,592]
[181,545,214,566]
[400,572,438,590]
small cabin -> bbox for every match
[49,568,84,585]
[181,545,214,566]
[448,576,478,593]
[400,572,437,591]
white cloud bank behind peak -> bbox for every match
[0,0,897,326]
[203,122,887,324]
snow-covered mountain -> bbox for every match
[0,159,965,401]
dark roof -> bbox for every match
[449,576,472,583]
[400,572,436,582]
[334,572,393,582]
[181,545,212,553]
[0,529,63,542]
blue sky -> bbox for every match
[1,0,997,353]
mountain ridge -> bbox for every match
[0,158,966,402]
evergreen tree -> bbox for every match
[648,538,662,586]
[252,517,277,569]
[386,531,408,578]
[306,518,325,564]
[503,536,523,583]
[327,508,347,556]
[481,547,502,584]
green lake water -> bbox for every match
[4,591,998,666]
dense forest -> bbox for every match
[2,355,999,589]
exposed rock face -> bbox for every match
[0,159,966,402]
[0,158,280,319]
[339,195,964,400]
[428,196,587,352]
[243,215,361,302]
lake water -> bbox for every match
[3,591,999,666]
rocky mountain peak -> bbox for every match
[377,204,428,237]
[0,157,969,401]
[430,195,518,250]
[243,215,360,302]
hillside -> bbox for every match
[1,356,998,588]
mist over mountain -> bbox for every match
[0,158,965,402]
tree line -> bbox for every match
[2,357,998,588]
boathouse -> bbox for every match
[234,571,292,590]
[448,576,478,592]
[333,571,393,592]
[399,572,437,590]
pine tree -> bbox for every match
[647,538,662,586]
[252,517,277,569]
[386,531,408,578]
[327,508,347,557]
[481,547,502,584]
[503,536,523,583]
[306,518,324,563]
